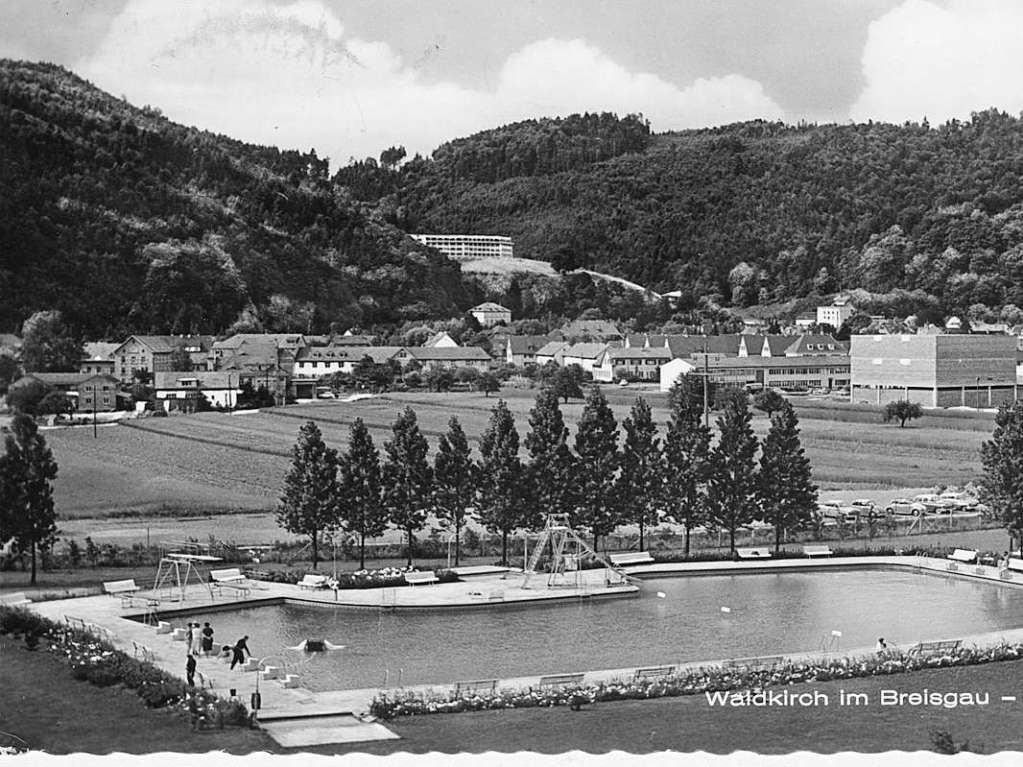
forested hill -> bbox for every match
[0,60,471,338]
[350,112,1023,322]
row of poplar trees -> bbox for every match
[277,374,819,568]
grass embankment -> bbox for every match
[5,630,1023,754]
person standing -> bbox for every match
[191,623,203,656]
[230,635,251,670]
[185,623,195,653]
[201,622,215,656]
[186,652,197,687]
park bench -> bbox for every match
[297,574,328,590]
[1006,557,1023,573]
[210,568,251,597]
[803,544,833,558]
[720,655,784,670]
[908,639,962,656]
[608,551,655,566]
[736,548,772,560]
[538,672,586,688]
[0,592,31,606]
[450,565,511,579]
[947,549,978,564]
[103,579,143,607]
[404,570,438,587]
[455,679,498,695]
[633,665,676,682]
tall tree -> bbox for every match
[524,387,576,530]
[434,417,476,567]
[551,366,584,403]
[707,389,759,557]
[0,415,59,584]
[663,375,712,556]
[277,421,340,569]
[617,397,663,551]
[20,310,82,373]
[756,402,818,553]
[382,407,433,566]
[337,418,387,569]
[476,400,523,565]
[980,399,1023,556]
[573,385,620,551]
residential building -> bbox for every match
[535,340,569,367]
[153,371,240,412]
[664,334,743,360]
[79,342,119,376]
[659,355,850,393]
[738,334,843,358]
[593,347,672,382]
[112,335,215,384]
[423,331,459,348]
[407,346,492,372]
[561,343,610,376]
[469,302,512,328]
[410,234,514,260]
[795,314,816,330]
[292,346,409,378]
[10,372,121,412]
[849,334,1018,408]
[505,335,549,366]
[817,296,855,330]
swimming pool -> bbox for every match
[177,569,1023,692]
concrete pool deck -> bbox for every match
[15,555,1023,746]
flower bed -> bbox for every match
[245,565,459,589]
[368,642,1023,720]
[0,605,249,724]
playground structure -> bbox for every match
[152,552,221,602]
[522,514,629,590]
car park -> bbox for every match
[885,498,927,516]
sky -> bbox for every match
[3,0,1023,168]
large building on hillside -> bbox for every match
[410,234,513,260]
[849,334,1018,408]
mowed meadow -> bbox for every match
[43,389,994,521]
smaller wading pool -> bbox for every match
[162,569,1023,692]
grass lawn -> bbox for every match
[7,626,1023,755]
[0,636,276,755]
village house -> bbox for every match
[535,340,569,367]
[153,371,240,412]
[505,335,549,366]
[469,302,512,328]
[79,342,119,376]
[560,342,610,376]
[111,335,214,384]
[10,372,121,412]
[408,346,492,372]
[593,347,672,382]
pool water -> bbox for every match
[177,570,1023,692]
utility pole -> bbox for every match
[702,336,710,428]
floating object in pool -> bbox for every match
[831,630,843,637]
[286,639,346,652]
[720,606,731,613]
[656,591,666,599]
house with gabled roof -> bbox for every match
[535,340,569,367]
[10,372,121,411]
[593,347,672,382]
[408,346,492,372]
[423,331,459,348]
[111,335,215,384]
[80,342,120,376]
[561,342,610,376]
[505,335,549,366]
[153,371,240,412]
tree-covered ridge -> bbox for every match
[372,111,1023,321]
[0,60,471,337]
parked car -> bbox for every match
[938,491,978,511]
[911,493,955,514]
[885,498,927,516]
[817,500,858,523]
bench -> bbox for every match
[210,568,251,596]
[908,639,962,656]
[103,579,144,607]
[633,665,676,682]
[1006,557,1023,573]
[736,548,772,559]
[608,551,655,566]
[947,549,978,564]
[455,679,498,695]
[538,672,586,688]
[404,570,438,587]
[803,545,833,558]
[720,655,784,670]
[450,565,511,579]
[0,592,31,606]
[297,574,328,590]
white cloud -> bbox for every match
[850,0,1023,123]
[78,0,783,167]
